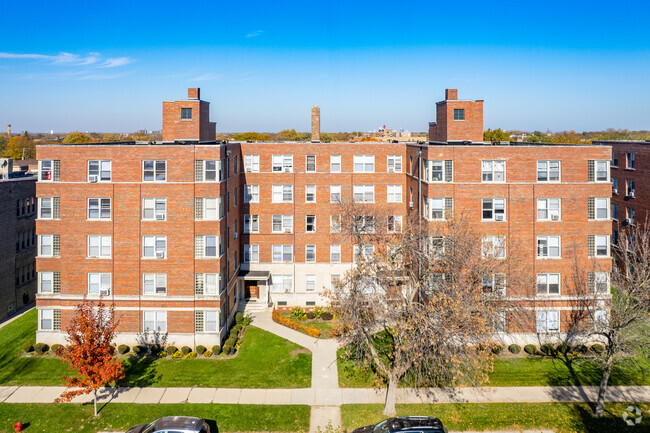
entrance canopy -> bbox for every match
[238,270,271,281]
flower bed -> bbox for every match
[272,309,321,338]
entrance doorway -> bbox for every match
[245,280,260,299]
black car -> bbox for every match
[352,416,447,433]
[126,416,210,433]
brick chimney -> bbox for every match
[445,89,458,100]
[311,105,320,142]
[7,124,11,137]
[188,88,200,100]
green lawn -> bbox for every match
[0,403,309,433]
[341,403,650,433]
[338,347,650,388]
[1,309,311,388]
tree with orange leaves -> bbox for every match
[56,297,124,416]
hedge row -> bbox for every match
[491,343,606,356]
[272,309,321,338]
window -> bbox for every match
[306,275,316,291]
[353,245,375,263]
[305,185,316,203]
[481,160,505,182]
[353,155,375,173]
[233,187,238,207]
[387,185,402,203]
[537,198,561,221]
[612,151,618,167]
[612,177,619,194]
[427,236,445,259]
[627,152,635,169]
[272,245,293,262]
[143,160,166,182]
[353,185,374,203]
[591,272,610,294]
[143,235,166,259]
[244,215,259,233]
[88,198,111,220]
[39,272,56,293]
[195,273,221,295]
[537,236,561,258]
[330,215,341,233]
[203,160,220,181]
[39,197,59,219]
[482,274,506,295]
[181,108,192,119]
[537,274,560,295]
[494,312,506,333]
[353,215,375,233]
[453,108,465,120]
[272,155,293,172]
[305,245,316,262]
[536,311,560,333]
[482,235,506,259]
[612,203,619,220]
[482,198,506,221]
[428,198,445,220]
[204,311,219,332]
[244,245,259,263]
[88,235,111,258]
[387,155,402,173]
[429,160,443,182]
[595,161,609,182]
[88,160,111,182]
[195,197,223,220]
[331,274,341,290]
[306,155,316,172]
[387,215,402,233]
[243,185,259,203]
[589,198,609,220]
[39,160,59,181]
[628,207,636,224]
[142,198,166,220]
[272,215,293,233]
[272,185,293,203]
[330,155,341,173]
[196,235,219,258]
[330,245,341,262]
[143,311,167,332]
[627,179,635,197]
[537,160,560,182]
[39,234,59,257]
[272,275,293,293]
[88,273,111,296]
[330,185,341,203]
[143,274,167,295]
[590,235,610,258]
[244,154,259,172]
[40,309,54,330]
[306,215,316,233]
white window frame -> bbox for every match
[306,215,316,233]
[594,235,610,258]
[330,215,341,233]
[387,155,402,173]
[244,154,259,173]
[143,273,167,295]
[272,275,293,293]
[330,185,341,203]
[39,272,54,293]
[204,311,219,332]
[482,274,506,295]
[305,245,316,262]
[594,272,610,294]
[306,155,317,172]
[330,245,341,263]
[537,273,560,295]
[387,185,402,203]
[200,197,222,221]
[272,245,293,263]
[536,310,560,333]
[244,214,259,233]
[272,215,293,233]
[595,198,610,220]
[272,155,293,172]
[88,235,112,258]
[272,185,293,203]
[537,236,561,259]
[427,160,445,182]
[39,160,54,182]
[331,274,341,290]
[305,274,316,292]
[142,198,167,221]
[595,160,610,182]
[353,244,375,263]
[330,155,341,173]
[481,160,506,183]
[353,185,375,203]
[143,311,167,332]
[39,197,54,219]
[244,244,259,263]
[204,273,221,295]
[143,160,167,182]
[305,184,316,203]
[387,215,402,233]
[353,155,375,173]
[39,234,54,257]
[537,160,561,182]
[88,160,112,182]
[143,235,167,259]
[244,185,259,203]
[482,235,506,259]
[537,198,561,221]
[88,273,111,296]
[482,198,506,221]
[88,198,111,220]
[40,309,54,330]
[200,235,219,258]
[429,198,445,220]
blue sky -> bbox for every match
[1,0,649,133]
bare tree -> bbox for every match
[329,201,527,416]
[570,221,650,417]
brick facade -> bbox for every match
[428,88,484,143]
[162,88,216,142]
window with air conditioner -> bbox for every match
[482,198,505,221]
[627,179,635,197]
[272,274,293,293]
[88,273,111,296]
[143,273,167,295]
[272,155,293,172]
[628,207,636,225]
[244,154,259,172]
[387,155,402,173]
[612,177,619,195]
[143,235,166,259]
[537,198,561,221]
[88,160,111,182]
[142,198,166,221]
[272,215,293,233]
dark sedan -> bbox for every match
[352,416,447,433]
[126,416,210,433]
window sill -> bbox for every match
[536,257,562,260]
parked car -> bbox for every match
[352,416,447,433]
[126,416,210,433]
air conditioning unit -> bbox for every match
[284,167,291,172]
[245,167,252,172]
[156,214,165,220]
[284,228,292,233]
[156,251,165,259]
[495,214,504,221]
[388,168,395,173]
[551,214,560,221]
[629,191,635,198]
[234,232,238,239]
[624,218,631,225]
[613,188,618,195]
[88,175,98,183]
[409,201,414,208]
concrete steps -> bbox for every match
[237,299,268,314]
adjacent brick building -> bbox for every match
[35,88,612,346]
[428,88,484,143]
[0,159,37,320]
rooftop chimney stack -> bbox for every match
[188,88,200,100]
[7,124,11,137]
[0,158,13,180]
[445,89,458,100]
[311,105,320,142]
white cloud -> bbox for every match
[246,30,264,38]
[99,57,133,68]
[0,51,132,68]
[188,73,219,82]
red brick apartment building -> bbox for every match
[35,88,612,346]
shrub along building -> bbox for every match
[35,88,612,347]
